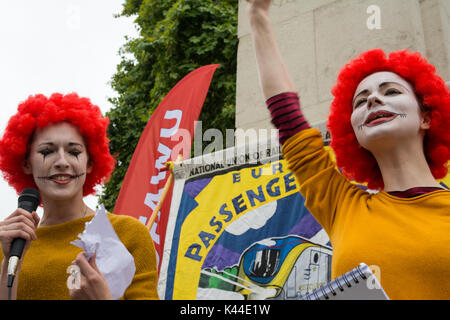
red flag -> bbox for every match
[114,64,220,270]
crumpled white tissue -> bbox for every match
[71,204,136,299]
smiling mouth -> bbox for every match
[363,111,405,127]
[38,173,85,183]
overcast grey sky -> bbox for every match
[0,0,138,221]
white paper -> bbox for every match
[71,204,136,299]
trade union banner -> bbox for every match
[158,139,333,300]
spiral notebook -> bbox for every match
[301,263,390,300]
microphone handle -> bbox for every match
[10,239,26,259]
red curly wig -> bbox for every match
[327,49,450,190]
[0,93,116,196]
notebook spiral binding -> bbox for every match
[301,264,368,300]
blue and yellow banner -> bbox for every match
[161,153,332,300]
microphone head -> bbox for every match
[18,188,40,213]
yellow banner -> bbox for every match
[173,160,299,299]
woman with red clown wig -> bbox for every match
[247,0,450,299]
[0,93,159,300]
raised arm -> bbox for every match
[246,0,310,145]
[246,0,296,99]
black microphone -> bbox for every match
[7,188,40,290]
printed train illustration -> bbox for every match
[199,235,332,300]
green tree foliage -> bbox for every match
[99,0,238,211]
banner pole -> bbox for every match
[146,155,182,231]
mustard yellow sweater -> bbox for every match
[283,128,450,300]
[0,213,159,300]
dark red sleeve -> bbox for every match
[266,92,311,145]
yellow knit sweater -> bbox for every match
[283,128,450,300]
[0,213,159,300]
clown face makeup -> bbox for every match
[22,122,92,202]
[350,71,430,152]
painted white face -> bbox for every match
[23,122,92,202]
[350,71,429,152]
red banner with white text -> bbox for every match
[114,64,220,271]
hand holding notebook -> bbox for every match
[301,263,389,300]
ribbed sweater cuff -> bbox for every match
[266,92,311,145]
